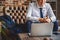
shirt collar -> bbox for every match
[36,2,46,8]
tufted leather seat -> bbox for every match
[4,5,28,24]
[1,4,29,34]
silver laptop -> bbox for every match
[30,23,53,37]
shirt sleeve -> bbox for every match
[26,3,39,21]
[47,3,56,22]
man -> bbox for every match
[26,0,58,35]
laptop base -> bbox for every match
[29,34,51,37]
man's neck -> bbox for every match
[37,3,43,8]
[36,2,45,8]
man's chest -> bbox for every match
[32,8,48,17]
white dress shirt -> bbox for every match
[26,2,56,22]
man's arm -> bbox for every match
[47,3,56,22]
[26,3,39,21]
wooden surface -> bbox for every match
[17,33,60,40]
[18,33,53,40]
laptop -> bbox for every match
[30,23,53,37]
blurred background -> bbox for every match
[0,0,60,25]
[0,0,60,40]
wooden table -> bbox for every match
[18,33,53,40]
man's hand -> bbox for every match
[45,18,51,23]
[44,17,51,23]
[39,18,44,23]
[39,17,51,23]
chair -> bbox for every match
[0,2,29,40]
